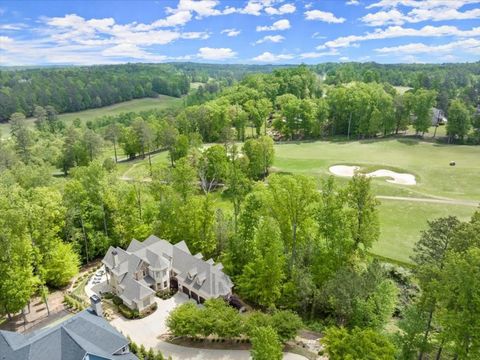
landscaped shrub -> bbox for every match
[166,299,302,343]
[112,295,123,306]
[119,304,139,319]
[156,289,175,300]
[103,292,114,299]
[64,293,87,312]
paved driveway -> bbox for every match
[110,293,308,360]
[111,292,191,343]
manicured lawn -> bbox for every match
[0,96,182,139]
[273,138,480,201]
[274,138,480,263]
[374,199,476,264]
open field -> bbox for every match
[0,96,182,139]
[273,138,480,200]
[274,138,480,264]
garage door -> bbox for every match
[182,287,190,297]
[191,292,199,303]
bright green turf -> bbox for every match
[274,138,480,263]
[374,199,476,264]
[273,138,480,201]
[0,96,182,139]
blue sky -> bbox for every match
[0,0,479,65]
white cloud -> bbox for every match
[181,31,210,40]
[254,35,285,44]
[265,3,296,15]
[0,36,14,50]
[0,13,213,65]
[197,47,237,60]
[318,25,480,49]
[362,0,480,25]
[312,32,326,39]
[305,9,346,23]
[221,28,241,37]
[102,43,167,61]
[151,10,192,27]
[299,50,339,58]
[346,0,360,5]
[339,56,350,62]
[252,51,294,62]
[367,0,480,9]
[375,38,480,54]
[0,23,27,31]
[361,9,405,26]
[256,19,291,31]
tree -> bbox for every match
[446,99,471,143]
[396,305,431,360]
[436,248,480,359]
[45,105,62,133]
[250,326,283,360]
[393,93,410,134]
[169,134,189,166]
[237,217,285,308]
[9,112,32,163]
[412,216,460,360]
[82,129,103,162]
[171,157,197,201]
[202,299,243,338]
[105,123,121,163]
[405,89,437,135]
[224,144,251,233]
[320,262,397,328]
[314,177,354,285]
[243,136,274,180]
[0,185,36,319]
[198,144,228,192]
[270,310,303,342]
[323,327,396,360]
[266,174,318,272]
[344,175,379,254]
[33,105,47,131]
[166,302,203,337]
[44,241,80,287]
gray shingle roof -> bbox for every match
[0,310,138,360]
[119,276,155,305]
[102,235,233,301]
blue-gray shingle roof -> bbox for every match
[0,310,138,360]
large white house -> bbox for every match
[102,235,233,313]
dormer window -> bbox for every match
[188,268,197,279]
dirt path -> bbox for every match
[376,195,479,207]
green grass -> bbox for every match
[0,96,182,139]
[374,200,476,263]
[274,138,480,263]
[273,138,480,201]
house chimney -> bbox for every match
[112,249,118,268]
[90,295,103,317]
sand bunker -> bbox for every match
[329,165,416,185]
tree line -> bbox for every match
[0,63,190,121]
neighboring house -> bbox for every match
[432,107,447,126]
[0,296,138,360]
[102,235,233,313]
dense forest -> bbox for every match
[2,61,479,121]
[0,64,191,120]
[1,64,479,359]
